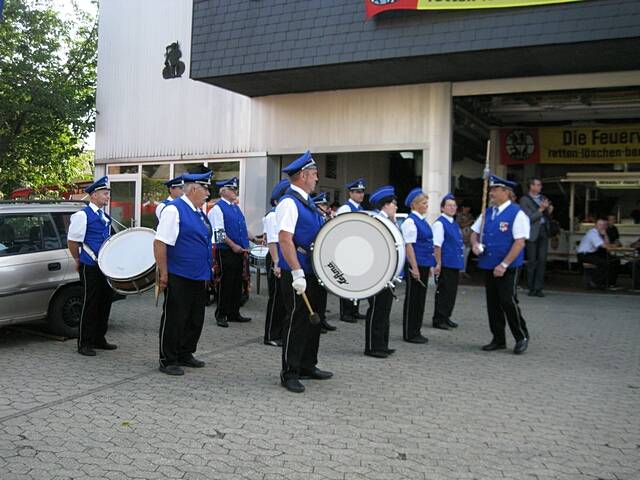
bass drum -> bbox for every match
[311,212,405,300]
[97,227,157,295]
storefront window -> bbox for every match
[141,164,170,228]
[108,165,139,175]
[173,162,208,176]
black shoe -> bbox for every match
[446,320,458,328]
[216,315,228,328]
[94,341,117,350]
[340,315,357,323]
[320,320,337,331]
[179,357,205,368]
[514,338,528,354]
[264,339,282,347]
[281,377,305,393]
[432,323,450,330]
[384,348,396,355]
[352,313,366,320]
[482,340,506,351]
[405,335,428,344]
[587,281,605,291]
[228,314,252,322]
[528,290,536,297]
[299,368,333,380]
[78,346,96,356]
[364,350,389,358]
[159,365,184,375]
[534,290,545,297]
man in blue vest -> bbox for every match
[208,177,252,328]
[68,176,116,357]
[431,193,465,330]
[154,172,213,375]
[336,178,367,322]
[471,175,531,355]
[311,192,337,333]
[277,151,333,393]
[155,175,184,221]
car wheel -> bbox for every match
[49,285,83,338]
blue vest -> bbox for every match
[437,216,465,270]
[343,201,362,212]
[216,200,249,249]
[167,198,213,281]
[161,198,172,206]
[278,190,323,274]
[408,213,435,267]
[79,206,110,266]
[477,203,525,270]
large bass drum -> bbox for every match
[97,227,157,295]
[311,212,405,300]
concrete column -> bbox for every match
[423,83,453,223]
[241,156,268,237]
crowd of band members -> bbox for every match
[67,151,535,390]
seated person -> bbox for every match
[606,214,622,247]
[576,218,620,289]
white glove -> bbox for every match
[291,269,306,295]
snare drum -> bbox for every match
[98,227,157,295]
[311,212,405,300]
[249,245,269,269]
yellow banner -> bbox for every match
[540,125,640,164]
[416,0,584,9]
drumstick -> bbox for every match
[300,292,321,325]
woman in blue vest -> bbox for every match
[154,172,213,375]
[207,177,252,328]
[68,176,117,357]
[431,193,465,330]
[401,188,435,344]
[470,175,531,355]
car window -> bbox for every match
[51,212,72,248]
[0,213,62,257]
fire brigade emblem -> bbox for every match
[499,222,509,232]
[505,129,535,161]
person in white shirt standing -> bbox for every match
[155,175,184,221]
[470,175,530,355]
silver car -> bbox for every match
[0,201,87,337]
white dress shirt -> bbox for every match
[276,184,308,234]
[155,195,200,246]
[68,202,110,242]
[263,210,279,244]
[576,228,604,254]
[432,213,455,247]
[336,199,361,215]
[471,201,530,240]
[207,198,232,231]
[401,210,427,244]
[155,196,172,220]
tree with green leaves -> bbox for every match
[0,0,97,195]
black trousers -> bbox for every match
[340,297,360,318]
[77,264,113,349]
[577,251,619,288]
[216,248,243,320]
[279,270,323,381]
[159,273,207,367]
[402,265,430,340]
[365,288,393,353]
[484,268,529,344]
[264,253,285,342]
[525,230,548,291]
[433,267,460,326]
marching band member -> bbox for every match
[401,187,435,344]
[154,172,213,375]
[336,178,367,323]
[312,192,337,333]
[262,179,290,347]
[155,175,184,221]
[364,186,398,358]
[68,176,117,357]
[470,175,530,355]
[431,193,465,330]
[208,177,252,328]
[277,151,333,393]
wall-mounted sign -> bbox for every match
[366,0,585,18]
[500,125,640,165]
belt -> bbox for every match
[296,246,309,255]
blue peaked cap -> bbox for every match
[270,179,290,203]
[84,176,110,194]
[346,178,366,191]
[281,150,317,176]
[442,193,455,203]
[404,187,425,208]
[370,185,395,208]
[183,171,213,186]
[489,174,517,191]
[216,176,239,189]
[164,175,184,188]
[312,192,329,205]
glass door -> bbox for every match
[109,179,139,228]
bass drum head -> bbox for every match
[312,212,400,300]
[98,227,156,280]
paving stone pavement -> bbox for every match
[1,282,639,480]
